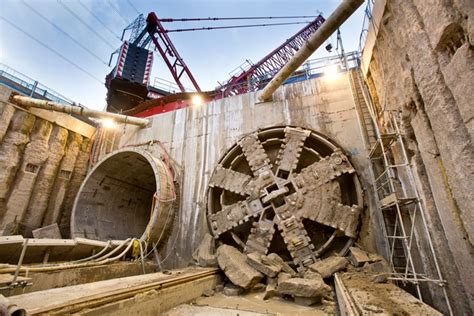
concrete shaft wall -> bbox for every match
[363,1,474,314]
[117,72,381,270]
[0,86,93,238]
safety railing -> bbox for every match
[213,51,361,98]
[0,63,77,106]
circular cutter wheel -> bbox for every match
[207,126,363,273]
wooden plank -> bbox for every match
[0,274,31,286]
[8,267,218,315]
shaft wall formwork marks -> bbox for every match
[0,85,93,237]
[362,0,474,314]
[117,72,381,270]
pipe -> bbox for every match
[12,239,28,285]
[11,95,149,127]
[258,0,364,101]
[0,295,26,316]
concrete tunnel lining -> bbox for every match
[71,148,175,244]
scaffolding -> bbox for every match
[351,69,453,315]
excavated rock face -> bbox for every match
[207,126,363,273]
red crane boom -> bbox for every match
[106,13,326,115]
[217,15,325,97]
[146,13,202,93]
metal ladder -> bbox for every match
[353,68,453,315]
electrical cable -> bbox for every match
[164,21,312,33]
[138,240,146,274]
[0,16,103,84]
[89,238,133,262]
[126,0,140,15]
[159,15,320,22]
[106,0,130,24]
[20,0,109,67]
[57,0,117,49]
[70,240,112,264]
[77,0,122,40]
[143,198,175,259]
[156,217,181,264]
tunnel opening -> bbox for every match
[71,149,175,243]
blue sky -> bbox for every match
[0,0,366,110]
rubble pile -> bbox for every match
[192,234,390,307]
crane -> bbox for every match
[105,12,326,115]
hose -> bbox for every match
[69,240,112,264]
[0,238,136,274]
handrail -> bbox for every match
[0,63,77,106]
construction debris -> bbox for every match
[362,259,391,283]
[215,283,224,293]
[261,253,297,276]
[246,252,281,277]
[309,256,349,278]
[32,223,62,239]
[294,296,321,306]
[303,271,323,280]
[263,278,278,300]
[192,233,217,267]
[348,246,382,267]
[362,259,391,274]
[223,283,243,296]
[277,272,292,284]
[334,272,443,315]
[209,239,406,310]
[216,245,263,289]
[202,289,215,297]
[277,276,331,301]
